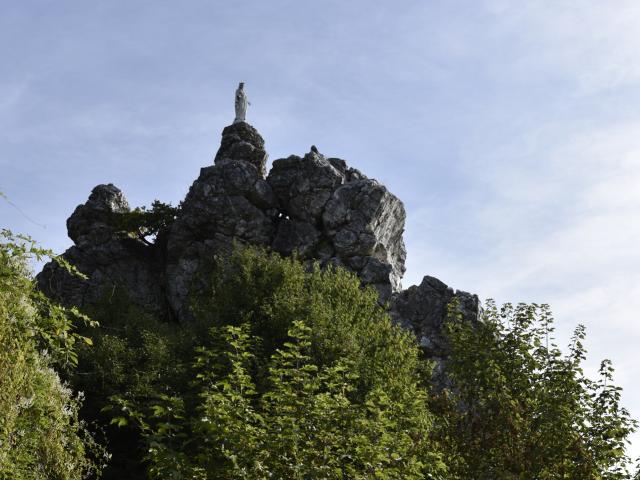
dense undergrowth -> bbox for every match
[1,229,638,479]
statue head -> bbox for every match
[239,82,244,89]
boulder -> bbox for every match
[67,183,129,247]
[37,184,167,318]
[389,275,480,358]
[267,148,406,302]
[267,150,346,225]
[214,122,268,177]
[323,179,406,293]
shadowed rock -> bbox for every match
[165,158,277,321]
[389,275,480,358]
[214,122,268,177]
[37,122,478,354]
[37,184,167,318]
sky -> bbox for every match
[2,0,640,457]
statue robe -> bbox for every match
[234,87,248,123]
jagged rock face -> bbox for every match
[268,152,348,224]
[389,275,480,359]
[267,150,406,301]
[166,140,277,320]
[67,183,130,247]
[323,179,406,292]
[37,184,167,318]
[214,122,268,177]
[37,122,477,342]
[163,128,407,318]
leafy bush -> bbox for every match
[108,200,179,245]
[0,230,105,479]
[109,247,448,479]
[71,287,194,480]
[58,243,638,479]
[194,247,424,399]
[120,321,446,479]
[433,301,638,479]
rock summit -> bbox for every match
[38,121,478,357]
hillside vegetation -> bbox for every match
[1,231,638,479]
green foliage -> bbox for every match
[108,247,447,479]
[72,287,194,480]
[195,247,421,399]
[0,230,105,479]
[433,300,638,479]
[59,244,638,479]
[109,200,179,244]
[116,321,445,479]
[76,288,190,403]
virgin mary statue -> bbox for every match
[234,82,249,123]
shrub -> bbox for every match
[110,247,448,479]
[433,301,637,479]
[0,230,104,479]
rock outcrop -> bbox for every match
[162,122,408,319]
[37,184,167,318]
[166,123,277,320]
[389,275,480,359]
[214,122,268,177]
[267,148,406,300]
[37,121,479,358]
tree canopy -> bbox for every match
[1,233,637,479]
[432,301,638,479]
[106,248,448,479]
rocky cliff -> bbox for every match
[37,122,478,356]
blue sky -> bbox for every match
[3,0,640,456]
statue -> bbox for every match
[234,82,250,123]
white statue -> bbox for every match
[234,82,250,123]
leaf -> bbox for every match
[110,416,129,427]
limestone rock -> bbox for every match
[389,275,480,358]
[67,184,129,247]
[214,122,268,177]
[36,122,477,355]
[271,218,321,257]
[323,179,406,293]
[266,147,405,302]
[166,157,277,320]
[326,157,367,182]
[37,185,167,318]
[267,150,345,225]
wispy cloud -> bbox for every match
[483,0,640,93]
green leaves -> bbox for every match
[195,246,421,399]
[434,300,638,479]
[103,247,446,479]
[111,416,129,428]
[0,229,105,479]
[63,244,638,479]
[126,319,440,479]
[107,200,180,244]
